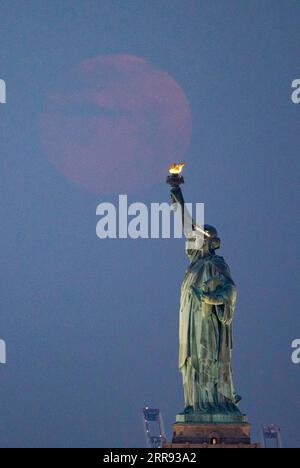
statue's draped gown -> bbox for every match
[179,248,239,413]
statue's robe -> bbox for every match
[179,250,239,413]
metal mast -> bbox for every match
[142,407,166,448]
[262,425,283,448]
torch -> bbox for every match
[166,162,186,188]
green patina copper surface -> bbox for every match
[171,186,242,420]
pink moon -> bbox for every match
[40,54,192,195]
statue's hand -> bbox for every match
[170,186,184,207]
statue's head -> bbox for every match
[186,224,220,256]
[203,225,221,252]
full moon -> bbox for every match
[40,54,192,195]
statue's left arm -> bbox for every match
[201,258,237,326]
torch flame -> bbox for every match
[169,162,186,175]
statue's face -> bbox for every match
[186,233,210,255]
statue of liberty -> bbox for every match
[170,184,241,416]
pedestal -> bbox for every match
[163,413,260,449]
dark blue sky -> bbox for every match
[0,0,299,448]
